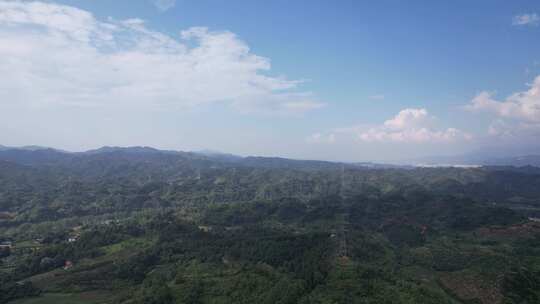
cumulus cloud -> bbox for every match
[382,108,431,130]
[356,109,471,143]
[512,13,539,26]
[308,108,471,145]
[152,0,176,12]
[464,76,540,143]
[465,76,540,122]
[0,1,322,114]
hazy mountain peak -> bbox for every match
[84,146,165,154]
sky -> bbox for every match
[0,0,539,162]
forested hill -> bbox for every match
[0,146,539,206]
[1,147,540,304]
[0,145,379,171]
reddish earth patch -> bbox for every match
[439,271,503,304]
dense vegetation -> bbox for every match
[1,147,540,304]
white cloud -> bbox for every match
[465,76,540,122]
[464,76,540,142]
[0,1,322,115]
[309,108,471,145]
[512,13,539,26]
[382,108,431,130]
[357,108,470,143]
[152,0,176,12]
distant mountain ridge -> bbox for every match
[0,144,539,168]
[0,145,395,170]
[84,146,180,155]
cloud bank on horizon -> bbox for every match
[308,78,540,150]
[0,1,539,160]
[307,108,472,145]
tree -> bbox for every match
[138,276,173,304]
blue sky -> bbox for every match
[0,0,539,161]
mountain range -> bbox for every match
[0,144,539,168]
